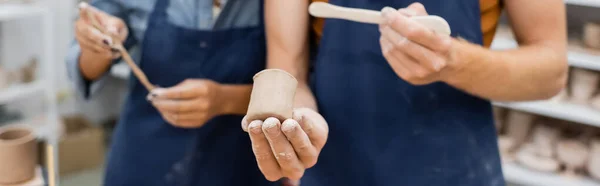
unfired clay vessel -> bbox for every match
[584,22,600,49]
[589,138,600,180]
[570,68,599,105]
[505,110,535,151]
[0,67,11,89]
[493,107,505,133]
[0,125,37,184]
[516,144,560,172]
[549,88,568,103]
[498,136,515,163]
[556,139,589,176]
[530,124,560,158]
[591,95,600,111]
[246,69,298,121]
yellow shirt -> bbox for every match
[311,0,502,48]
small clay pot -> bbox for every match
[516,144,560,172]
[0,67,12,89]
[246,69,298,121]
[556,138,589,176]
[570,68,599,105]
[549,88,568,102]
[505,110,535,151]
[584,22,600,49]
[591,95,600,111]
[0,125,37,184]
[588,138,600,180]
[531,124,560,158]
[498,136,515,163]
[493,107,505,133]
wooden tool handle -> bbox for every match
[308,2,451,36]
[80,2,155,91]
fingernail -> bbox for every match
[263,119,280,135]
[281,120,296,133]
[78,2,88,10]
[249,121,262,134]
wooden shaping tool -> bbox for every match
[80,2,155,91]
[308,2,451,36]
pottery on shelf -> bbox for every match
[556,138,589,176]
[498,136,515,163]
[570,68,599,105]
[493,107,505,133]
[549,88,569,102]
[20,58,37,83]
[591,95,600,111]
[0,67,12,89]
[505,110,535,151]
[246,69,298,121]
[530,124,560,158]
[516,144,560,172]
[0,125,37,185]
[584,22,600,49]
[589,138,600,180]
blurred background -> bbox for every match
[1,0,600,186]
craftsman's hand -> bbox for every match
[241,108,329,182]
[150,79,225,128]
[379,3,465,85]
[76,2,128,60]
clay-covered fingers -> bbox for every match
[150,99,204,113]
[381,7,451,53]
[292,108,328,151]
[262,118,305,180]
[248,120,283,181]
[379,25,445,71]
[281,119,318,168]
[151,81,208,100]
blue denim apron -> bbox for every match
[103,0,275,185]
[304,0,505,185]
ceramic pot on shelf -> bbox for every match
[0,67,12,90]
[570,68,599,105]
[584,22,600,50]
[530,123,560,158]
[589,138,600,180]
[516,143,560,172]
[0,125,37,184]
[505,110,535,151]
[493,107,506,133]
[549,88,569,103]
[556,138,589,177]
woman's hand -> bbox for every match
[242,108,329,182]
[150,79,225,128]
[76,2,128,60]
[379,3,466,85]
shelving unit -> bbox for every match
[504,163,600,186]
[492,1,600,185]
[565,0,600,7]
[0,2,60,185]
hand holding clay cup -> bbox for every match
[378,3,459,85]
[242,69,329,181]
[242,108,329,182]
[149,79,225,128]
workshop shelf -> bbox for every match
[503,163,600,186]
[0,4,47,21]
[0,81,44,104]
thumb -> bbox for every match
[78,2,103,25]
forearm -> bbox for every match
[78,51,113,80]
[446,39,568,101]
[219,84,253,115]
[265,0,317,111]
